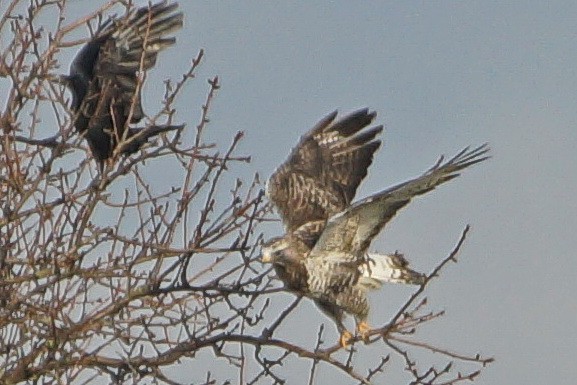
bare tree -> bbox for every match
[0,1,492,384]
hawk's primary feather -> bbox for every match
[261,109,489,346]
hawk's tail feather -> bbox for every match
[358,252,425,290]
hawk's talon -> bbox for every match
[340,330,353,348]
[259,108,489,349]
[357,321,371,343]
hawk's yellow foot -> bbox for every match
[357,321,371,342]
[340,330,354,348]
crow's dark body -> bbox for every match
[62,2,183,167]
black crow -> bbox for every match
[59,1,183,169]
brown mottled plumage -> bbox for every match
[266,109,382,234]
[262,109,489,347]
[304,144,489,331]
[263,109,384,339]
[263,109,382,293]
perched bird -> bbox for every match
[261,109,489,347]
[58,1,183,168]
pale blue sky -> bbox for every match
[169,4,576,383]
[25,1,577,384]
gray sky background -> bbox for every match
[21,1,577,384]
[172,3,576,384]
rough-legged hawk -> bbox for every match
[261,109,489,346]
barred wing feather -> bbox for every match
[305,144,489,294]
[266,109,382,235]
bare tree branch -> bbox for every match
[0,1,491,384]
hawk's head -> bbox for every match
[261,236,297,265]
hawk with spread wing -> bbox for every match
[261,109,489,346]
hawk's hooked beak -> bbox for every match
[261,249,273,264]
[260,238,287,264]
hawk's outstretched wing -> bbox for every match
[266,109,382,239]
[305,144,490,295]
[261,109,490,346]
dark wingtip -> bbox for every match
[453,143,491,168]
[307,110,339,136]
[330,108,379,137]
[325,109,339,122]
[429,143,490,177]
